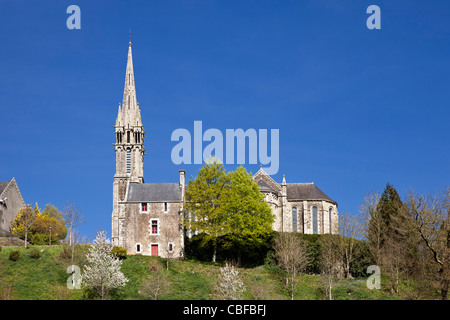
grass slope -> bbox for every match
[0,245,399,300]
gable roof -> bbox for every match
[126,183,182,202]
[253,167,282,193]
[286,183,336,204]
[0,180,10,195]
[256,179,272,192]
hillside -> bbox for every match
[0,244,401,300]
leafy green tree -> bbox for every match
[184,160,230,262]
[222,166,274,264]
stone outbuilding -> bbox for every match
[0,178,26,236]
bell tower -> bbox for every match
[112,40,145,246]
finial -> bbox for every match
[129,28,132,46]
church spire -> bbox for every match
[114,40,145,183]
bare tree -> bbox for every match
[273,232,310,300]
[360,191,383,265]
[62,203,85,247]
[319,234,342,300]
[337,212,363,279]
[140,270,171,300]
[407,188,449,300]
[161,215,181,270]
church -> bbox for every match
[111,42,338,257]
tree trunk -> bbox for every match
[291,273,295,300]
[439,268,449,300]
[25,231,28,249]
[212,242,217,263]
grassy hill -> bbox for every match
[0,244,400,300]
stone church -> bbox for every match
[111,42,338,257]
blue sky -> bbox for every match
[1,1,449,241]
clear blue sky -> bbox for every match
[1,1,449,241]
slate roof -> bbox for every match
[286,183,336,204]
[126,183,182,202]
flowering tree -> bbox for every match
[82,231,128,299]
[215,262,245,300]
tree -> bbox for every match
[360,191,383,265]
[82,231,128,299]
[222,166,274,264]
[62,203,85,246]
[184,160,230,262]
[273,232,310,300]
[337,212,363,279]
[319,234,342,300]
[214,262,245,300]
[407,188,449,300]
[161,215,181,270]
[32,205,67,245]
[11,203,67,246]
[140,270,171,300]
[11,204,38,249]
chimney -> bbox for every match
[179,170,186,204]
[179,169,185,187]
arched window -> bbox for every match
[127,131,130,143]
[126,148,131,173]
[292,206,298,232]
[329,207,333,234]
[312,206,318,234]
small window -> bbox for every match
[127,131,130,143]
[168,243,173,252]
[151,220,158,234]
[136,244,141,253]
[164,202,168,212]
[141,203,148,213]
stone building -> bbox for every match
[111,42,338,257]
[0,178,26,236]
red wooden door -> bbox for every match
[151,244,158,256]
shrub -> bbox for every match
[9,250,20,261]
[29,248,41,259]
[111,246,127,260]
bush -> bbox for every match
[111,246,127,259]
[9,250,20,261]
[29,248,41,259]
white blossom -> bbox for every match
[82,231,128,299]
[216,262,245,300]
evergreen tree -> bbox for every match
[375,183,414,293]
[375,183,405,246]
